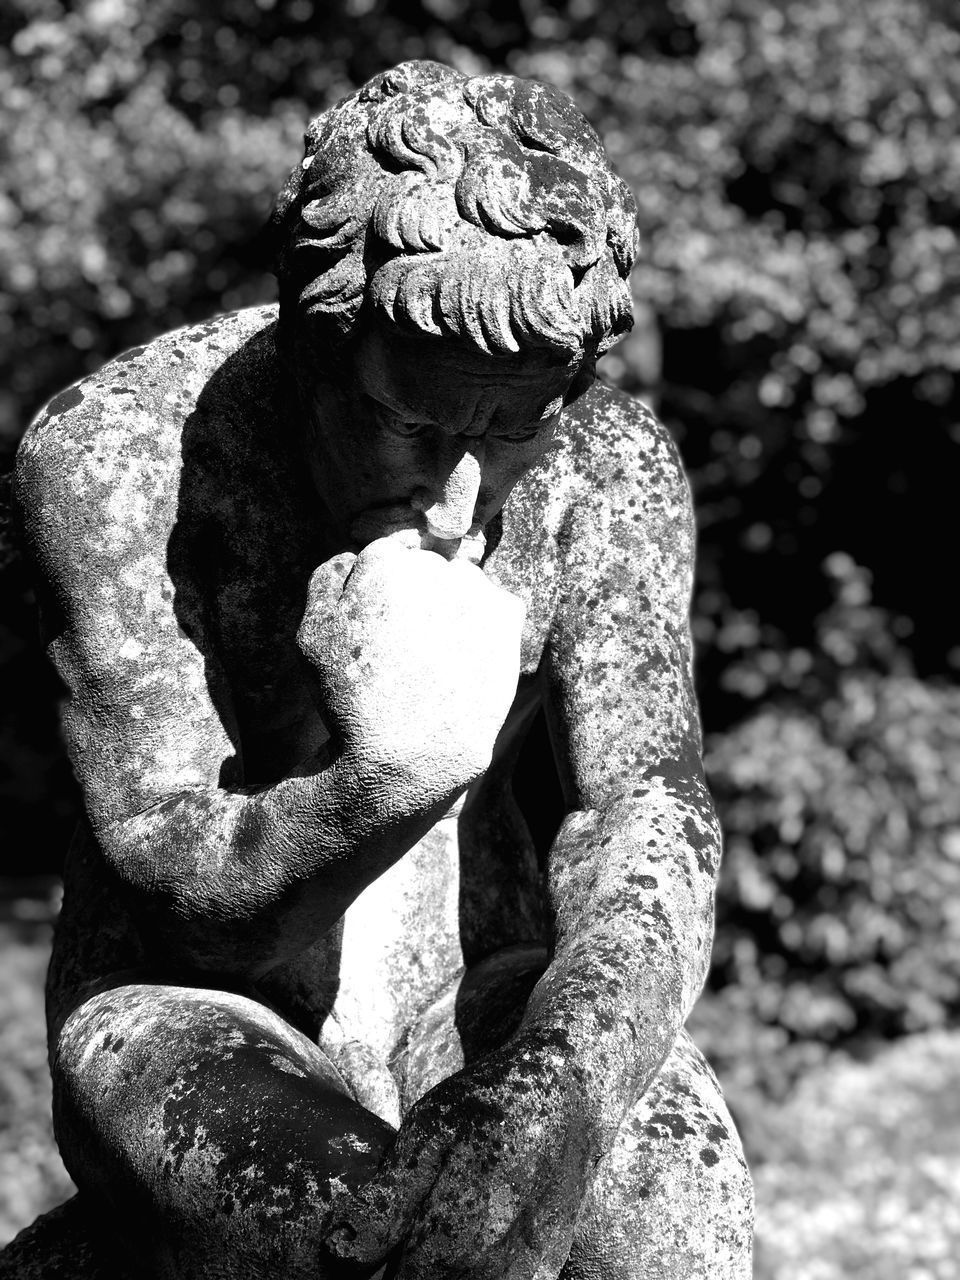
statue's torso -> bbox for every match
[35,307,609,1064]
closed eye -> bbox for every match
[386,420,429,438]
[374,407,432,438]
[493,411,561,444]
[493,425,543,443]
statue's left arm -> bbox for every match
[324,394,720,1279]
[520,393,718,1140]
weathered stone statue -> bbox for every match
[5,60,752,1279]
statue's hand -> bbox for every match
[323,1034,601,1280]
[298,536,525,801]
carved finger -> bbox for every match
[447,560,526,624]
[322,1126,445,1266]
[307,551,358,613]
[390,1207,550,1280]
[297,552,358,660]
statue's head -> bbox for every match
[272,60,638,380]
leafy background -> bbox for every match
[2,1,959,1273]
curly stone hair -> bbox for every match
[272,60,638,373]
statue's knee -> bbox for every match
[638,1030,753,1207]
[52,985,150,1186]
[49,983,395,1279]
[564,1032,753,1280]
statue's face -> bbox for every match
[310,320,584,562]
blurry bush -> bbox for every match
[751,1030,960,1278]
[513,0,960,697]
[690,555,960,1095]
[2,0,959,1089]
[0,918,75,1243]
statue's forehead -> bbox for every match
[357,319,578,381]
[352,326,575,436]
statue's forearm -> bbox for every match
[99,749,457,979]
[519,784,720,1141]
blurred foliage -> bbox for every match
[750,1030,960,1279]
[0,918,74,1245]
[507,0,960,692]
[2,0,960,1095]
[690,556,960,1093]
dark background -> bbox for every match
[2,0,959,1110]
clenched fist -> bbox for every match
[323,1031,601,1280]
[298,535,525,809]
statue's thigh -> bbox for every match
[53,979,395,1280]
[562,1030,754,1280]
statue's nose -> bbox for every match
[412,442,484,541]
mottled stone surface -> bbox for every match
[5,59,751,1279]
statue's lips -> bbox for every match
[348,503,419,544]
[348,504,486,564]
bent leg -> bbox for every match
[403,954,751,1278]
[563,1030,754,1280]
[406,957,751,1278]
[53,980,396,1280]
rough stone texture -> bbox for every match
[0,1198,118,1279]
[4,59,752,1279]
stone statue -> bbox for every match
[5,59,752,1280]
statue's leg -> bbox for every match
[52,979,396,1280]
[562,1029,754,1280]
[404,951,753,1280]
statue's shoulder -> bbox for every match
[17,305,278,475]
[533,382,696,649]
[560,380,692,517]
[15,305,278,577]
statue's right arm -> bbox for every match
[15,424,521,982]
